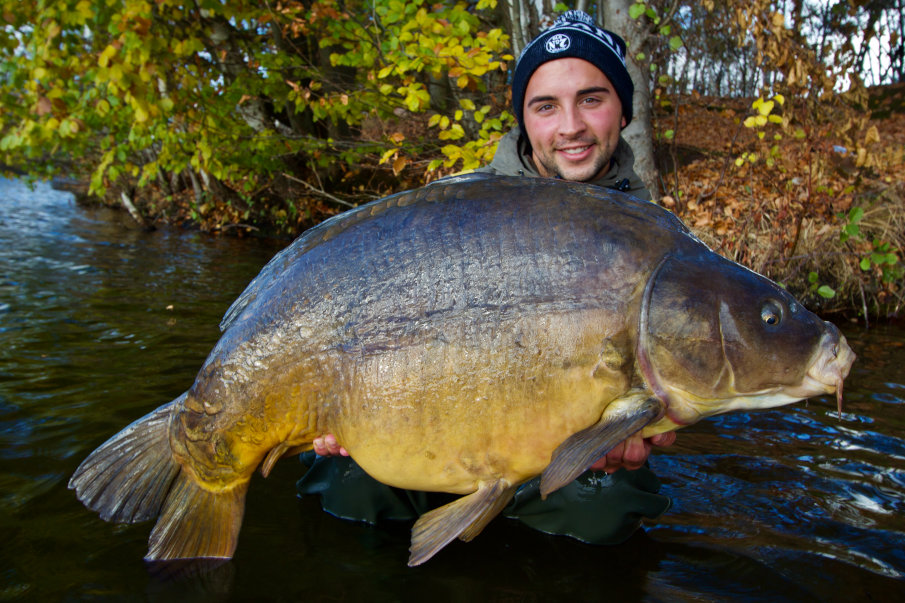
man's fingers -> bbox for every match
[619,434,649,470]
[590,441,625,472]
[650,431,677,448]
[312,434,350,457]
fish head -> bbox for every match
[637,251,855,427]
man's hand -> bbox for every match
[312,434,349,457]
[589,432,676,473]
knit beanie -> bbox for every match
[511,10,634,128]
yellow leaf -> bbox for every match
[456,74,469,88]
[379,148,396,165]
[76,0,93,22]
[743,116,757,128]
[758,100,774,116]
[755,115,767,127]
[864,125,880,145]
[773,93,785,105]
[459,98,475,111]
[99,44,117,68]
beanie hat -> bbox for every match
[511,10,634,129]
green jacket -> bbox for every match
[475,127,651,200]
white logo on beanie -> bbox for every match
[548,12,626,66]
[545,33,571,53]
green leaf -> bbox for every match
[629,3,646,20]
[669,36,683,51]
[817,285,836,299]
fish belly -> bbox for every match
[327,311,631,494]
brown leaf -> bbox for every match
[392,155,409,175]
[35,96,52,116]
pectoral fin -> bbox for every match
[260,442,308,478]
[408,479,516,567]
[540,391,665,498]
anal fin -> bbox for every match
[540,391,664,498]
[408,479,515,567]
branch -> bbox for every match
[282,173,357,208]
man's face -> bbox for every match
[522,58,626,182]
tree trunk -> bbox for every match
[120,190,154,230]
[499,0,553,57]
[601,0,661,200]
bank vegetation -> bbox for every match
[1,0,903,322]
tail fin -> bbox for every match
[69,394,248,560]
[69,398,181,523]
[146,471,247,560]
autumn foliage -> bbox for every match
[0,0,902,321]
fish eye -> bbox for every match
[761,300,783,327]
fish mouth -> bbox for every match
[786,325,856,417]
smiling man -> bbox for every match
[480,10,649,199]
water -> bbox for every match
[1,177,903,601]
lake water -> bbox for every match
[1,177,903,601]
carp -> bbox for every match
[70,174,855,566]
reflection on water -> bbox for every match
[1,177,903,600]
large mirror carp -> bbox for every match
[70,174,855,566]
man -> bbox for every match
[298,10,674,546]
[477,9,649,200]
